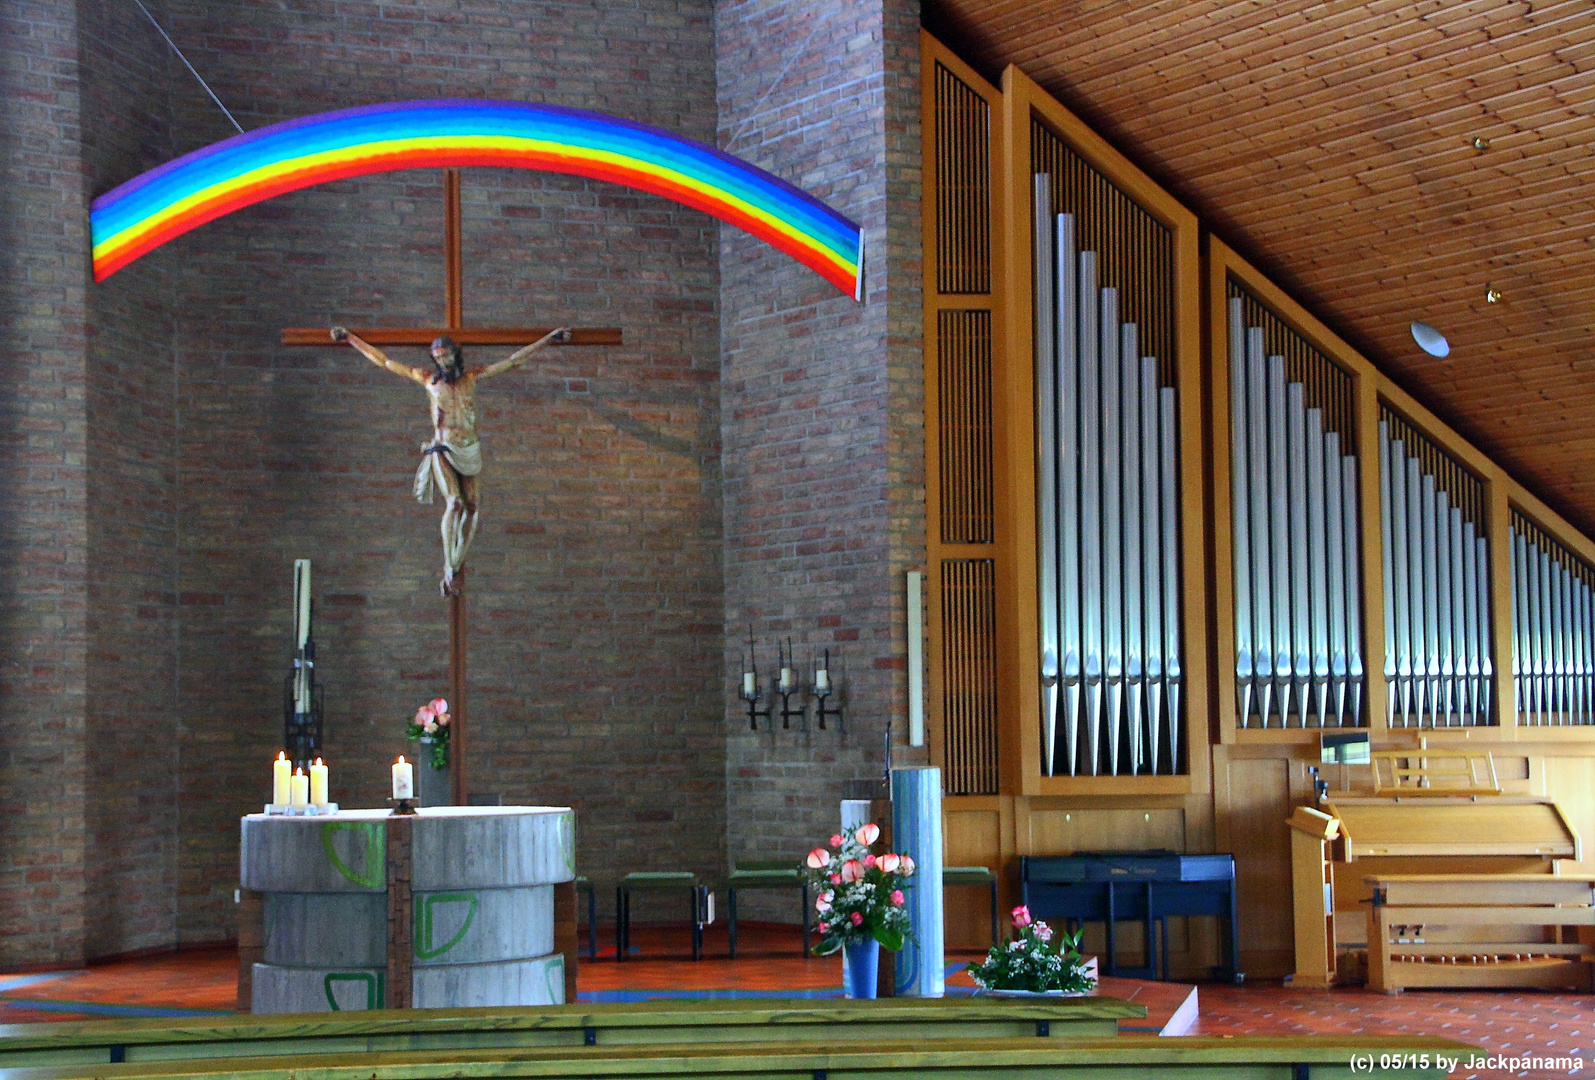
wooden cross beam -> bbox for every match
[279,168,622,807]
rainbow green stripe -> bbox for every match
[90,99,864,298]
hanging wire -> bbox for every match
[128,0,244,135]
[723,8,828,151]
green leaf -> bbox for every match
[873,925,903,952]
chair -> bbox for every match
[616,872,705,961]
[575,877,597,960]
[943,865,999,946]
[726,859,810,958]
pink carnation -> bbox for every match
[1011,904,1032,929]
[830,873,842,885]
[829,834,844,848]
[890,890,905,906]
[817,922,829,934]
[863,854,876,868]
[850,911,863,927]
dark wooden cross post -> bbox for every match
[283,168,620,805]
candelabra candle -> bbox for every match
[289,768,310,807]
[272,752,291,807]
[813,647,843,729]
[309,758,328,806]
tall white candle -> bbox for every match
[816,667,831,692]
[309,758,328,806]
[392,756,414,800]
[742,671,755,697]
[779,666,794,692]
[289,768,310,807]
[273,752,291,806]
[294,560,312,649]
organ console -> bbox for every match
[1288,750,1582,989]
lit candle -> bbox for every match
[309,758,328,806]
[392,755,414,800]
[289,768,310,807]
[742,671,756,697]
[273,752,291,806]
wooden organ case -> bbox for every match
[1289,772,1584,990]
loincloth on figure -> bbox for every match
[413,437,483,504]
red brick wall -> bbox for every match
[79,0,183,963]
[0,0,91,967]
[716,0,924,917]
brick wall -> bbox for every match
[716,0,924,919]
[156,0,725,942]
[0,0,91,967]
[79,0,182,962]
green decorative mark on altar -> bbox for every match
[323,971,383,1011]
[558,811,576,876]
[545,954,565,1004]
[415,891,479,959]
[320,821,384,889]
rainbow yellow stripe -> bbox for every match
[90,100,864,299]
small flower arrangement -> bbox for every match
[800,823,916,955]
[968,905,1096,994]
[404,697,451,770]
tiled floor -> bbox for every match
[3,927,1593,1077]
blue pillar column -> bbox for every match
[891,766,944,997]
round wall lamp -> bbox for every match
[1411,322,1450,358]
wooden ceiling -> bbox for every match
[926,0,1595,534]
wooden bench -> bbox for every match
[0,1034,1474,1080]
[0,998,1146,1068]
[1366,873,1595,994]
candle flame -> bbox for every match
[277,751,287,761]
[397,755,406,764]
[314,757,324,766]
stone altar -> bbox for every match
[240,805,575,1013]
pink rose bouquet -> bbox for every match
[799,822,915,955]
[967,904,1095,993]
[404,697,451,770]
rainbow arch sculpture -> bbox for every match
[89,99,864,299]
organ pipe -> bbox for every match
[1033,177,1183,775]
[1228,297,1365,727]
[1511,512,1595,726]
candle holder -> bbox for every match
[264,802,340,816]
[812,648,842,729]
[388,797,418,816]
[740,678,771,731]
[777,682,806,731]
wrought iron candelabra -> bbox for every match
[736,631,843,732]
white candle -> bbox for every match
[742,671,755,697]
[309,758,328,806]
[273,752,291,806]
[289,768,309,807]
[816,668,831,692]
[779,666,794,692]
[392,756,414,800]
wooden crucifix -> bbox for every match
[283,168,621,805]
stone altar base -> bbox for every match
[239,805,575,1013]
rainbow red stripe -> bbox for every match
[90,99,864,298]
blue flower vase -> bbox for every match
[843,937,880,999]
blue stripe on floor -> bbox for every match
[0,999,231,1019]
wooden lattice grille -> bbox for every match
[934,62,991,295]
[938,309,994,545]
[942,558,999,795]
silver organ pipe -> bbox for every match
[1378,416,1491,726]
[1510,513,1595,726]
[1033,185,1183,775]
[1227,297,1365,727]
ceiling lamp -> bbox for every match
[1411,322,1450,358]
[1485,285,1503,303]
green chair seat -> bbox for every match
[617,873,704,961]
[728,859,809,959]
[943,865,1000,946]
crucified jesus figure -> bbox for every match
[331,326,571,596]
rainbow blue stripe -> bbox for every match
[90,99,864,298]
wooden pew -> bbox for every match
[0,998,1144,1068]
[0,1034,1475,1080]
[1365,874,1595,994]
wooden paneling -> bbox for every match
[927,0,1595,537]
[943,806,1003,949]
[1214,751,1294,976]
